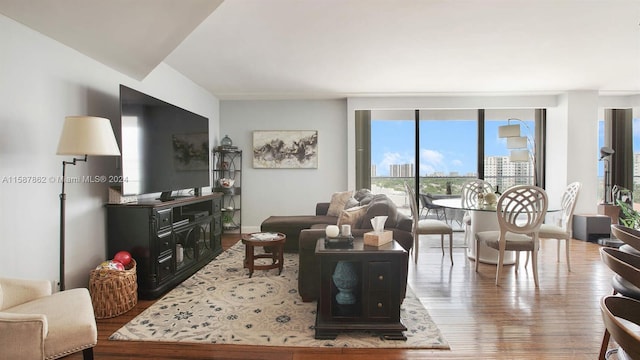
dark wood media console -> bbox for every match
[106,193,223,299]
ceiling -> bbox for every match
[1,0,640,100]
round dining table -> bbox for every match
[433,198,516,265]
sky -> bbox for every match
[371,119,534,177]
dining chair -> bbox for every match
[475,185,548,287]
[420,193,447,222]
[461,179,494,245]
[536,181,581,272]
[405,182,453,264]
[598,247,640,359]
[611,224,640,256]
[600,296,640,360]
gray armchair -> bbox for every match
[0,277,98,359]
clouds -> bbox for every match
[378,152,414,176]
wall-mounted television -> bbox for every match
[119,85,210,201]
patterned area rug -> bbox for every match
[110,242,449,349]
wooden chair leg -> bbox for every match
[414,234,419,264]
[449,233,453,265]
[475,236,480,272]
[598,328,610,360]
[440,234,444,256]
[495,248,505,286]
[566,239,571,272]
[531,249,539,287]
[83,348,94,360]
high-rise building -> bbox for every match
[390,163,414,177]
[371,164,377,177]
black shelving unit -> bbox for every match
[212,148,242,233]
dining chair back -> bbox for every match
[461,179,494,208]
[460,179,494,245]
[475,185,548,287]
[537,181,581,271]
[600,296,640,360]
[598,247,640,359]
[405,182,453,264]
[611,224,640,256]
[420,193,447,222]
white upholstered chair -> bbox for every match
[475,185,548,287]
[0,277,98,359]
[460,179,494,245]
[405,182,453,264]
[536,181,581,272]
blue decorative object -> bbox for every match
[332,261,358,305]
[221,135,233,148]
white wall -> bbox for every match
[0,14,219,289]
[220,100,347,233]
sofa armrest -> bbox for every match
[396,216,413,233]
[316,202,330,216]
[0,312,47,359]
[0,278,52,311]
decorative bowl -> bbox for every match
[219,178,235,188]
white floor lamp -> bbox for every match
[56,116,120,291]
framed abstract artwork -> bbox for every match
[252,130,318,168]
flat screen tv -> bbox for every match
[119,85,210,201]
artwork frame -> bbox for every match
[253,130,318,169]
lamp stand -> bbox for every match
[603,158,611,204]
[59,155,87,291]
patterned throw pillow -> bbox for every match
[337,205,368,228]
[327,190,354,217]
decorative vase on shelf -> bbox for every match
[332,261,358,305]
[221,135,233,148]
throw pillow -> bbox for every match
[344,197,359,209]
[327,190,354,217]
[337,205,368,228]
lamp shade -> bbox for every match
[506,136,528,149]
[509,149,530,162]
[599,146,615,160]
[57,116,120,156]
[498,124,521,138]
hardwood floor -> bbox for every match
[67,234,617,359]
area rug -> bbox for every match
[110,242,449,349]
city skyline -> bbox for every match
[371,119,534,177]
[371,117,640,178]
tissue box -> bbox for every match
[364,230,393,246]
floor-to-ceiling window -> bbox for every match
[484,109,536,191]
[365,108,543,214]
[418,110,478,195]
[369,110,416,209]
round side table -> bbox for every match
[241,232,286,277]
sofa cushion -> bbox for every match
[361,194,399,229]
[337,205,367,228]
[327,190,353,217]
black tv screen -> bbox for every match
[119,85,209,200]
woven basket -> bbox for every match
[89,259,138,319]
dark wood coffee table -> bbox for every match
[241,232,286,277]
[314,237,408,340]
